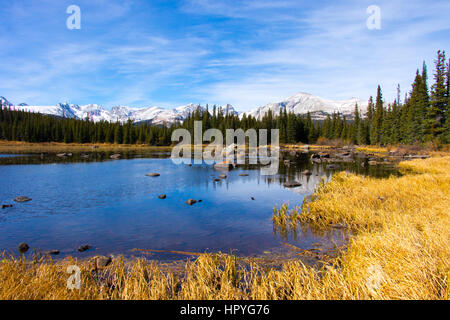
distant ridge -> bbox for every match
[1,92,368,124]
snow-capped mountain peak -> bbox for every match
[1,92,367,124]
[0,96,13,107]
[244,92,366,120]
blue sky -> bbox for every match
[0,0,449,111]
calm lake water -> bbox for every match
[0,151,399,261]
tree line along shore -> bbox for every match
[1,50,449,149]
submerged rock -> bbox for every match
[239,173,249,176]
[18,242,30,254]
[14,196,32,203]
[158,194,166,199]
[78,244,92,252]
[214,178,221,182]
[283,181,302,188]
[251,197,255,200]
[1,204,13,209]
[186,199,197,206]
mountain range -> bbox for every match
[0,92,367,124]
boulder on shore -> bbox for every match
[110,154,121,159]
[18,242,29,254]
[92,256,112,269]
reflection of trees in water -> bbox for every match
[0,151,171,165]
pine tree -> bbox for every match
[425,50,447,140]
[369,86,384,144]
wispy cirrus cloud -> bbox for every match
[0,0,448,110]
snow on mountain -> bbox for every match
[0,96,13,107]
[0,98,234,125]
[1,92,365,124]
[244,92,367,120]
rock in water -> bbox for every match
[186,199,197,206]
[1,204,13,209]
[214,162,234,171]
[110,154,121,159]
[239,173,249,176]
[158,194,166,199]
[78,244,92,252]
[47,250,60,255]
[318,152,330,158]
[219,174,227,179]
[146,173,160,177]
[283,181,302,188]
[326,164,341,170]
[14,196,32,202]
[18,242,29,254]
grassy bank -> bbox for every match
[0,140,172,154]
[0,155,449,299]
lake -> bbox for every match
[0,151,399,261]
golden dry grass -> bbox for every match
[0,140,172,154]
[355,145,388,155]
[0,156,449,300]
